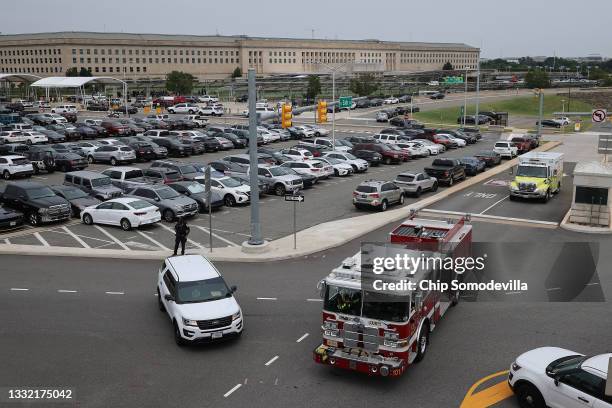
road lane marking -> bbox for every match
[10,288,29,291]
[105,291,125,295]
[257,297,277,301]
[460,370,513,408]
[95,226,131,250]
[296,333,309,343]
[546,287,562,291]
[419,209,559,227]
[479,195,509,214]
[306,298,323,302]
[34,232,50,247]
[137,231,170,251]
[223,384,242,398]
[158,223,205,249]
[62,226,91,249]
[265,356,279,366]
[193,225,239,247]
[57,289,77,293]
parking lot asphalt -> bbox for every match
[424,162,576,224]
[1,219,610,408]
[1,129,506,252]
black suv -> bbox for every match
[148,137,192,157]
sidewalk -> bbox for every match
[0,141,562,261]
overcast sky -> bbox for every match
[1,0,609,58]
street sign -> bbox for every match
[443,76,464,84]
[339,96,353,109]
[592,109,607,123]
[285,194,305,203]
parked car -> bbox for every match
[430,92,445,100]
[493,141,518,159]
[396,141,430,158]
[394,172,438,197]
[321,151,369,173]
[88,145,136,165]
[22,149,56,174]
[351,149,382,166]
[280,147,314,161]
[128,141,158,161]
[536,119,562,128]
[0,182,71,226]
[509,136,532,154]
[74,123,98,140]
[50,185,101,217]
[167,103,201,114]
[249,165,304,196]
[142,167,183,184]
[101,167,150,192]
[54,152,88,172]
[352,180,405,211]
[208,160,248,177]
[424,158,466,186]
[51,104,77,114]
[100,120,131,136]
[126,185,199,222]
[0,155,34,180]
[458,157,486,175]
[148,136,192,157]
[280,160,332,180]
[474,151,502,167]
[167,181,224,212]
[316,156,354,177]
[412,139,445,155]
[351,143,402,165]
[64,170,124,200]
[0,205,24,231]
[0,130,27,144]
[150,160,205,181]
[209,176,251,207]
[383,97,399,104]
[81,197,161,231]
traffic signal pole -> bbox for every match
[247,68,263,246]
[332,70,336,151]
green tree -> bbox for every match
[305,75,321,101]
[65,67,78,77]
[231,67,242,79]
[442,62,454,71]
[79,67,92,77]
[349,73,379,96]
[165,71,195,95]
[524,70,551,89]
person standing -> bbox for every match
[173,217,190,256]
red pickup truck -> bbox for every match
[509,136,531,154]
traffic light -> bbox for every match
[281,103,292,128]
[317,100,327,123]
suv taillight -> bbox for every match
[370,193,380,198]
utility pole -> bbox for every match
[463,68,468,126]
[537,91,544,138]
[475,58,481,129]
[247,68,263,245]
[332,70,336,151]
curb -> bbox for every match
[559,209,612,234]
[0,141,562,261]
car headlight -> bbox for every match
[232,311,241,321]
[383,340,399,348]
[510,183,518,190]
[183,318,198,327]
[511,362,521,371]
[384,331,399,341]
[237,192,249,196]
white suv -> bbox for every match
[494,141,518,159]
[157,255,243,346]
[509,347,612,408]
[51,104,77,114]
[0,155,34,180]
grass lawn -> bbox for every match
[413,95,593,126]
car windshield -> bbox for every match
[269,167,290,176]
[92,178,111,187]
[516,165,548,178]
[179,165,198,174]
[547,355,588,375]
[176,277,231,303]
[128,200,151,210]
[124,169,143,179]
[26,186,56,199]
[356,185,377,193]
[324,285,362,315]
[220,177,241,188]
[187,183,205,194]
[157,187,180,199]
[396,174,415,182]
[61,188,88,200]
[344,153,357,160]
[362,292,410,322]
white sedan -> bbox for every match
[81,197,161,231]
[396,142,430,158]
[509,347,611,408]
[317,157,353,176]
[302,124,330,137]
[443,134,466,147]
[383,97,399,104]
[322,151,369,172]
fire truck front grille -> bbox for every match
[342,323,380,352]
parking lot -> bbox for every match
[1,123,506,252]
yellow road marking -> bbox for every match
[460,370,514,408]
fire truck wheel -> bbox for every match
[414,324,429,362]
[515,382,546,408]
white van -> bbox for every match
[157,255,243,345]
[51,104,78,114]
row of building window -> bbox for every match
[69,57,239,65]
[71,48,238,57]
[0,58,62,65]
[0,49,61,56]
[5,67,62,74]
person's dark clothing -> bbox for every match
[173,219,190,256]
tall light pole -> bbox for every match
[247,68,262,246]
[475,59,481,129]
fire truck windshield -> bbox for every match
[324,286,362,316]
[324,286,410,322]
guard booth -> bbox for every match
[567,161,612,228]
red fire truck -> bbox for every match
[313,216,472,377]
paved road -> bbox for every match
[1,220,610,408]
[2,131,505,252]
